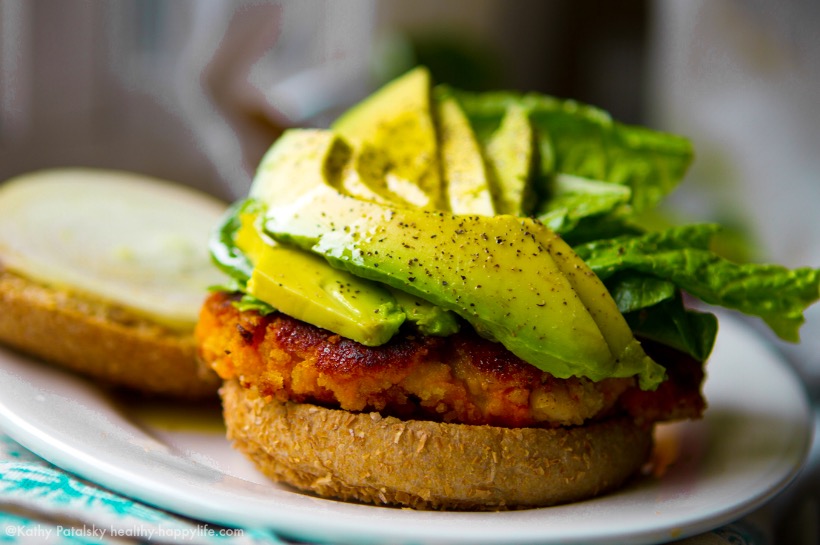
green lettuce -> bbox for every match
[605,274,717,362]
[574,224,820,343]
[209,199,255,284]
[537,173,632,235]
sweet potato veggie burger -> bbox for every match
[196,67,820,510]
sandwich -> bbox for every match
[0,168,225,399]
[195,67,820,509]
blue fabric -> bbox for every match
[0,435,284,545]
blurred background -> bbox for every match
[0,0,656,202]
[1,0,819,540]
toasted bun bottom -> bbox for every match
[0,270,220,399]
[221,379,653,510]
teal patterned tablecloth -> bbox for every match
[0,434,285,545]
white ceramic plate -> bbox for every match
[0,316,813,545]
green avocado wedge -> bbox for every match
[242,130,406,345]
[257,159,664,387]
[523,219,661,389]
[231,202,461,341]
[250,128,351,207]
[484,103,537,216]
[332,66,442,209]
[435,93,496,215]
[336,143,416,207]
[239,129,462,343]
[247,243,406,346]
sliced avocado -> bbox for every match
[234,204,275,266]
[523,219,664,389]
[485,103,537,216]
[331,66,442,209]
[337,143,415,207]
[246,244,405,346]
[242,132,408,346]
[250,129,351,206]
[435,93,496,216]
[235,196,457,340]
[260,185,636,383]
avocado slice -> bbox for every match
[259,182,657,383]
[247,243,405,346]
[485,103,537,216]
[337,143,416,207]
[243,129,462,344]
[436,93,496,216]
[234,198,460,340]
[242,130,405,345]
[250,129,351,206]
[331,66,442,209]
[524,219,663,389]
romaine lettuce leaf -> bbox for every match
[574,224,820,342]
[604,273,717,361]
[605,273,677,314]
[537,173,632,234]
[624,296,718,363]
[209,199,256,284]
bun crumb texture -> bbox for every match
[0,269,220,399]
[220,379,653,510]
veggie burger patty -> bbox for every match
[197,291,705,429]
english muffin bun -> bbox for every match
[0,168,226,398]
[220,378,653,510]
